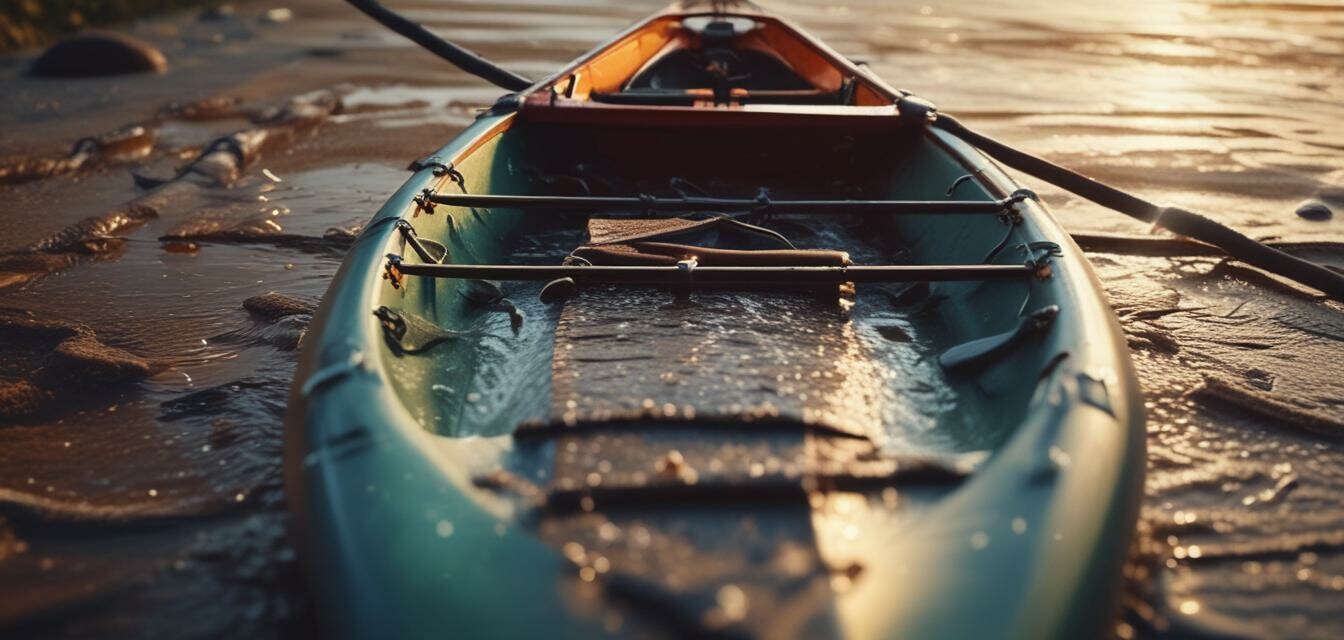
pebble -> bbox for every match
[261,8,294,24]
[243,292,315,320]
[28,32,167,78]
[1294,200,1332,221]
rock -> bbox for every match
[0,252,78,289]
[162,240,201,254]
[36,334,155,387]
[321,226,359,246]
[160,96,245,121]
[260,8,294,24]
[29,31,168,78]
[1295,200,1332,221]
[243,292,314,320]
[96,124,156,158]
[0,379,51,421]
[0,312,159,419]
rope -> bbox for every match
[896,96,1344,302]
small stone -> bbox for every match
[261,8,294,24]
[243,292,314,320]
[162,240,201,254]
[29,32,168,78]
[38,335,155,386]
[1295,200,1332,221]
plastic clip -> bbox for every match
[1022,241,1062,280]
[413,188,437,216]
[895,94,938,127]
[383,253,405,289]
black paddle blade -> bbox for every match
[939,305,1060,374]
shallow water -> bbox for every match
[1,0,1342,638]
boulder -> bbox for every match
[1295,200,1332,221]
[29,31,167,78]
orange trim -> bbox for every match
[519,2,902,118]
[564,17,685,99]
[428,115,514,194]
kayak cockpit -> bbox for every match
[377,114,1051,451]
[523,3,891,113]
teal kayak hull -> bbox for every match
[285,3,1144,638]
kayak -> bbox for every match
[285,1,1145,638]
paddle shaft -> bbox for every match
[345,0,532,91]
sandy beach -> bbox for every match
[1,1,1342,638]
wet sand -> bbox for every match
[1,0,1342,638]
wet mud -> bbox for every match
[1,0,1343,639]
[0,311,161,421]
